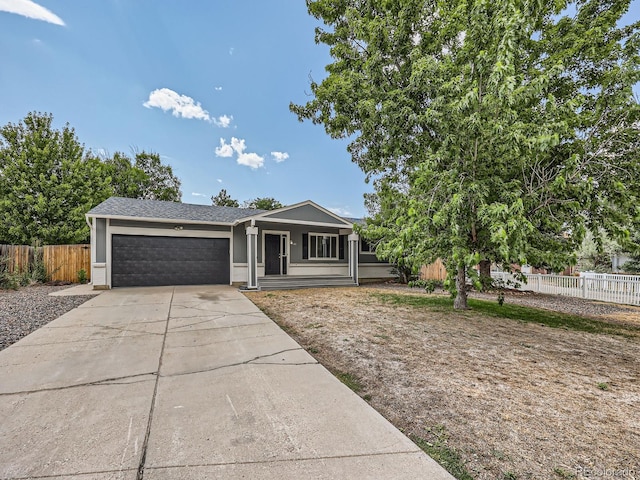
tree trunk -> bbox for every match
[479,259,492,291]
[453,265,469,310]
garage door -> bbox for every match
[111,235,230,287]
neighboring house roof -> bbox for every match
[87,197,265,224]
[344,217,365,226]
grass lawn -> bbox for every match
[375,292,640,338]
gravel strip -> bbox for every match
[0,285,97,351]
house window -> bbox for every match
[360,239,375,254]
[309,233,338,259]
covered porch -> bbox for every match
[238,201,361,291]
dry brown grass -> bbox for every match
[245,287,640,480]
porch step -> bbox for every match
[257,275,357,291]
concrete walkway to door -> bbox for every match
[0,285,453,479]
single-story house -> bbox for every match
[86,197,393,289]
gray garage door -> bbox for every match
[112,235,230,287]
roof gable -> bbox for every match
[256,201,352,226]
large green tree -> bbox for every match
[133,151,182,202]
[576,230,623,273]
[0,112,111,245]
[101,151,182,202]
[101,152,148,199]
[292,0,640,308]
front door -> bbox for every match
[265,233,287,275]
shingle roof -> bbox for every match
[87,197,265,224]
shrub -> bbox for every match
[408,279,442,293]
[77,269,88,284]
[0,255,19,290]
[408,279,428,289]
[30,247,48,284]
[391,264,417,284]
[425,279,442,293]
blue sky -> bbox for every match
[0,0,368,216]
[0,1,638,218]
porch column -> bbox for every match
[348,233,359,285]
[246,225,259,289]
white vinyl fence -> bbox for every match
[491,272,640,306]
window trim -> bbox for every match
[307,232,339,260]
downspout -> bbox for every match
[86,215,94,263]
[85,215,95,287]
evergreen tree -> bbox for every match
[211,189,240,207]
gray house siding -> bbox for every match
[289,225,308,262]
[231,224,264,263]
[261,204,349,225]
[358,252,387,264]
[233,225,247,263]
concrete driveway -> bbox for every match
[0,285,453,479]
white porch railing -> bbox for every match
[491,272,640,306]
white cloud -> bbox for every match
[237,152,264,169]
[271,151,289,163]
[214,86,223,91]
[229,47,234,56]
[329,207,353,217]
[143,88,210,121]
[217,178,223,183]
[215,137,264,169]
[214,138,234,158]
[213,114,233,128]
[0,0,65,26]
[230,137,245,153]
[191,192,207,198]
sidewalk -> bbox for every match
[0,285,453,479]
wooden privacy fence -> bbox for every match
[0,244,34,274]
[44,245,91,282]
[420,258,448,281]
[0,244,90,283]
[492,271,640,306]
